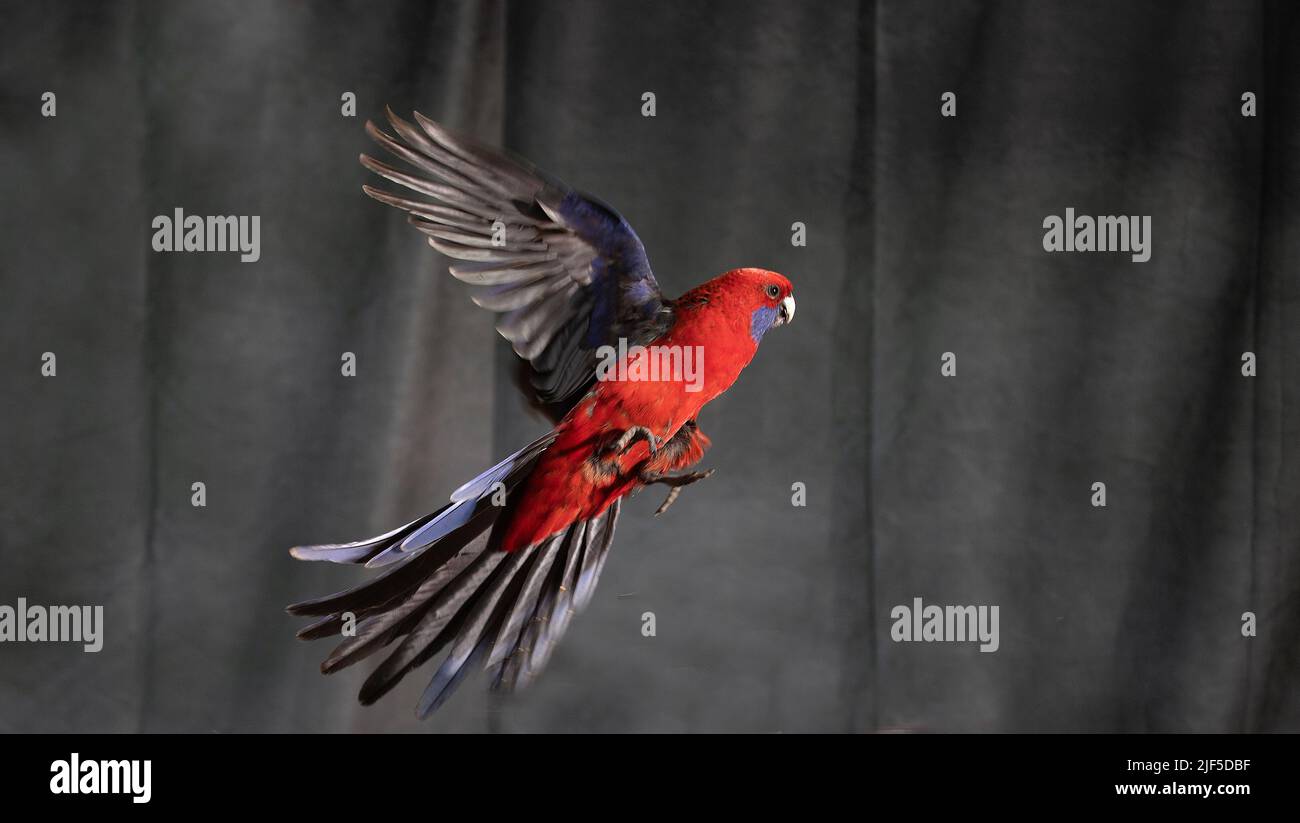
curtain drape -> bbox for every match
[1,0,1295,732]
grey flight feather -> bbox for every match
[361,108,673,412]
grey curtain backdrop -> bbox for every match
[1,0,1297,732]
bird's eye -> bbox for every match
[766,284,781,299]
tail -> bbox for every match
[286,433,621,717]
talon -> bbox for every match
[644,468,715,516]
[606,425,660,457]
[655,486,683,516]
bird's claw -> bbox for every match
[641,468,716,516]
[606,425,661,457]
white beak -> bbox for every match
[778,294,796,326]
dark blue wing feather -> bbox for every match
[362,110,673,411]
[551,190,659,344]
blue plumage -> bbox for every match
[556,190,662,350]
[750,305,779,341]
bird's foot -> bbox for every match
[604,425,661,457]
[640,468,716,515]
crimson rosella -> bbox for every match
[287,109,796,717]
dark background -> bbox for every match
[1,0,1297,733]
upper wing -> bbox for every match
[361,109,673,411]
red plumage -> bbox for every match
[287,111,796,716]
[500,268,794,551]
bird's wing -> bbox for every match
[362,109,673,411]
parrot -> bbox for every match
[287,109,796,717]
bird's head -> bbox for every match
[713,267,795,342]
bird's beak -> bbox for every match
[776,294,796,327]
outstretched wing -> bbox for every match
[362,109,673,411]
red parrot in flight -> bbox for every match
[288,109,796,717]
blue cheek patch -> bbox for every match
[750,305,779,342]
